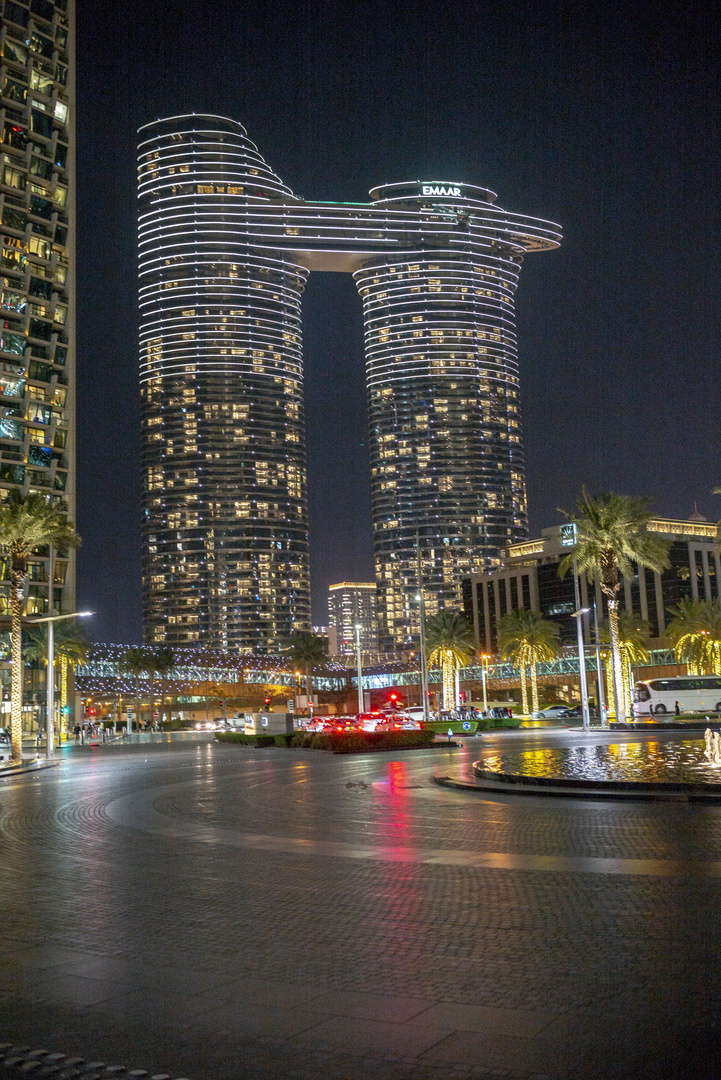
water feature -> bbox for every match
[704,728,721,766]
[475,732,721,786]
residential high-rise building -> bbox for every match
[138,116,560,652]
[0,0,75,618]
[138,115,309,652]
[328,581,378,655]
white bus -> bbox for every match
[632,676,721,717]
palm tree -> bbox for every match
[497,609,561,716]
[151,645,176,723]
[598,613,650,717]
[425,611,475,710]
[121,646,149,732]
[25,619,88,736]
[0,492,80,764]
[666,598,721,676]
[285,631,327,700]
[558,490,670,724]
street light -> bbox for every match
[592,597,607,728]
[481,654,489,716]
[561,522,590,732]
[572,605,591,731]
[354,623,364,715]
[27,610,94,759]
[417,591,430,724]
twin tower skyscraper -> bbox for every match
[138,114,561,653]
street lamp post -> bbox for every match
[416,531,430,726]
[27,610,94,759]
[481,654,489,716]
[572,579,591,731]
[592,597,607,728]
[355,623,364,715]
[561,522,590,732]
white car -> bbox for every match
[373,714,422,732]
[536,705,571,719]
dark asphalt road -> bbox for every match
[1,731,719,1080]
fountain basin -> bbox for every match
[468,735,721,800]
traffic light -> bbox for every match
[264,695,271,709]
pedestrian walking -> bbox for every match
[675,701,680,717]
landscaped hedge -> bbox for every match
[474,716,522,731]
[304,729,436,752]
[424,720,479,734]
[216,729,436,752]
[215,731,276,747]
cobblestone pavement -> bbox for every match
[1,730,719,1080]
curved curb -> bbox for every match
[0,759,60,779]
[434,771,721,802]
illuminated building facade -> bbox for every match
[139,115,560,651]
[328,581,378,655]
[465,517,721,653]
[0,0,75,619]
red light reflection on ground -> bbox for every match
[376,759,414,857]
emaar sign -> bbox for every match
[422,184,462,197]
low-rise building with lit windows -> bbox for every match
[463,515,721,653]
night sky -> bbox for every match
[76,0,721,643]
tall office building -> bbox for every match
[138,116,560,652]
[0,0,75,619]
[328,581,378,655]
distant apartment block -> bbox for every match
[328,581,378,655]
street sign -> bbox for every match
[560,522,577,547]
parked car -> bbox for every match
[305,717,361,734]
[561,705,601,720]
[357,711,385,731]
[374,714,421,731]
[536,705,572,718]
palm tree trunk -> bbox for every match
[607,599,627,723]
[530,662,539,716]
[61,657,68,721]
[620,653,628,718]
[443,654,453,710]
[625,657,634,716]
[9,566,24,765]
[520,665,528,717]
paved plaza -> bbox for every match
[0,730,719,1080]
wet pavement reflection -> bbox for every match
[0,732,719,1080]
